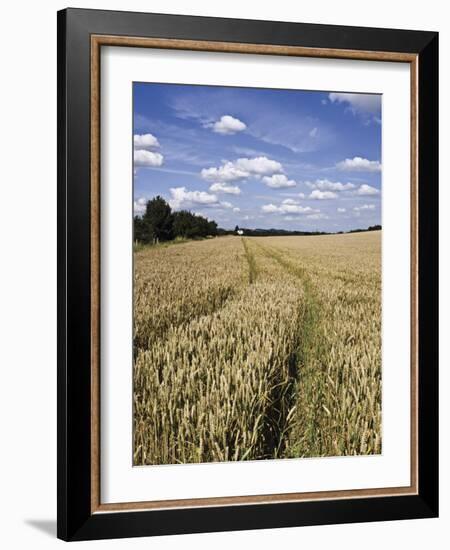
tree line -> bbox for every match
[134,196,382,245]
[226,224,382,237]
[134,196,218,244]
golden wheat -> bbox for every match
[133,232,382,465]
[134,237,246,350]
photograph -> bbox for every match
[132,82,382,466]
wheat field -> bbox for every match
[133,232,381,465]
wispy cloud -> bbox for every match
[353,204,376,211]
[329,93,381,115]
[231,146,272,158]
[306,212,329,220]
[262,198,319,215]
[134,115,220,167]
[247,115,330,154]
[209,182,241,195]
[168,88,333,154]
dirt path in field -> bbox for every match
[241,237,258,284]
[251,241,321,343]
[246,240,326,457]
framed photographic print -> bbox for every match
[57,8,438,541]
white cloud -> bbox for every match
[169,187,218,209]
[308,189,338,200]
[201,162,248,182]
[201,156,283,182]
[169,187,237,211]
[233,207,240,212]
[261,204,279,213]
[133,133,160,149]
[337,156,381,172]
[307,213,329,220]
[232,146,270,157]
[213,115,247,135]
[309,127,318,138]
[279,204,315,214]
[134,149,164,167]
[262,201,316,215]
[262,174,296,188]
[328,93,381,114]
[353,204,376,211]
[355,184,380,196]
[305,178,355,192]
[209,182,241,195]
[337,207,347,213]
[236,157,283,176]
[134,197,147,216]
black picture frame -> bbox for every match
[57,7,438,541]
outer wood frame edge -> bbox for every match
[92,34,417,61]
[90,35,419,514]
[410,55,419,498]
[91,34,101,514]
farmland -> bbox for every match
[133,232,381,465]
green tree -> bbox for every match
[208,220,218,237]
[172,210,195,238]
[173,210,218,239]
[133,215,146,242]
[142,196,173,243]
[134,197,219,244]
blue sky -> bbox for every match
[133,82,381,232]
